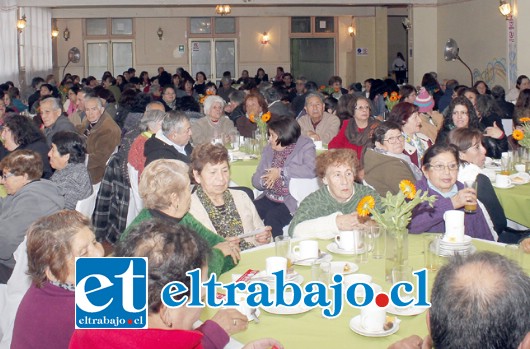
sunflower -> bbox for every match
[206,90,215,96]
[399,179,416,199]
[357,196,376,217]
[261,112,271,122]
[199,96,206,104]
[513,129,525,141]
[249,113,255,123]
[390,91,398,98]
[389,95,398,102]
[520,117,530,123]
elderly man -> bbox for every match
[144,111,193,166]
[77,97,121,184]
[40,97,76,146]
[297,92,340,144]
[69,87,93,126]
[389,251,530,349]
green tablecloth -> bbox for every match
[202,235,529,349]
[230,159,259,189]
[493,182,530,227]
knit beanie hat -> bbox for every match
[414,87,435,113]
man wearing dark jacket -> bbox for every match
[144,111,193,166]
[41,97,76,146]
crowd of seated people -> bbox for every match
[1,67,530,349]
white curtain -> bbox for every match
[20,7,52,86]
[0,0,18,84]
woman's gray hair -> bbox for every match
[203,95,226,116]
[161,110,189,137]
[139,110,167,132]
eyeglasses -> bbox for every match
[1,172,14,180]
[428,163,459,172]
[384,135,404,144]
[355,106,370,111]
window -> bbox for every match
[189,17,237,37]
[290,16,336,35]
[291,17,311,33]
[85,18,134,37]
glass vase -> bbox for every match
[384,228,409,283]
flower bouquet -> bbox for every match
[249,111,271,155]
[357,180,436,281]
[384,91,401,112]
[513,117,530,150]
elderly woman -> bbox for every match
[70,220,282,349]
[189,143,271,250]
[0,114,52,178]
[387,101,433,167]
[191,95,236,145]
[409,143,495,241]
[11,210,104,349]
[128,109,167,177]
[122,159,238,275]
[161,86,178,111]
[289,149,382,239]
[252,116,316,237]
[236,93,268,138]
[363,121,422,196]
[328,96,380,161]
[48,131,92,210]
[0,150,64,282]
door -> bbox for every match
[86,40,134,78]
[291,38,335,86]
[190,39,236,85]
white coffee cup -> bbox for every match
[265,256,287,275]
[443,210,465,241]
[314,140,323,150]
[292,240,319,260]
[495,174,512,188]
[360,302,387,332]
[335,230,356,251]
[343,273,372,287]
[515,164,526,173]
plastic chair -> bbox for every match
[289,177,320,206]
[0,238,31,348]
[127,163,143,225]
[75,183,101,219]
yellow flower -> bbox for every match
[249,113,255,123]
[520,117,530,123]
[261,112,271,122]
[389,95,398,102]
[513,129,525,141]
[399,179,416,199]
[357,196,375,217]
[206,90,215,96]
[390,91,398,98]
[199,96,206,104]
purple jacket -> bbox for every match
[409,177,494,241]
[252,135,316,213]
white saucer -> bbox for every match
[510,173,530,185]
[326,243,366,255]
[492,183,515,189]
[386,304,427,317]
[349,315,400,337]
[293,253,333,266]
[431,243,476,257]
[330,261,359,275]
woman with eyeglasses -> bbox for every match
[386,101,433,167]
[409,143,495,240]
[363,121,422,196]
[161,86,178,112]
[328,96,380,164]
